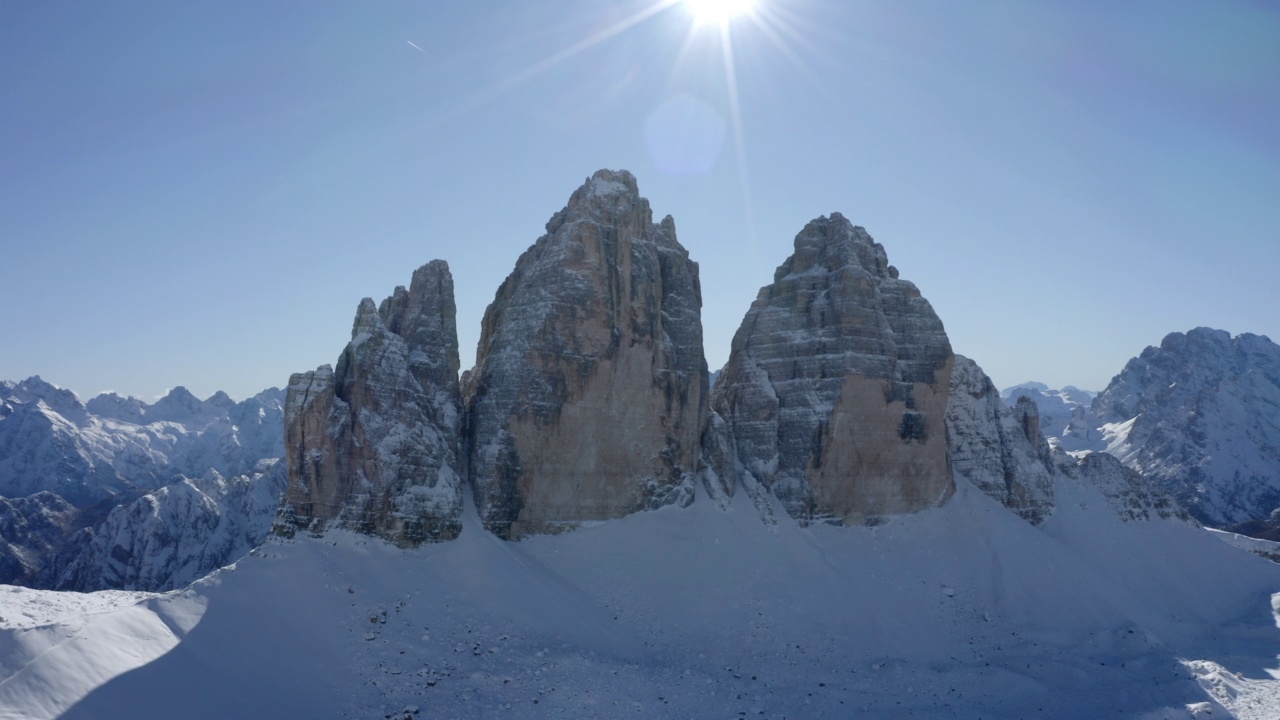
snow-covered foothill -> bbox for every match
[1207,528,1280,564]
[1,470,1275,720]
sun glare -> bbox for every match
[685,0,756,26]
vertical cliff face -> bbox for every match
[946,356,1056,524]
[711,215,955,525]
[282,261,463,545]
[465,170,708,539]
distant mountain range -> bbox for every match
[0,378,284,588]
[1003,328,1280,529]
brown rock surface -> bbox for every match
[464,170,708,538]
[711,215,955,524]
[281,261,463,545]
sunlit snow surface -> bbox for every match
[0,586,206,719]
[4,476,1280,719]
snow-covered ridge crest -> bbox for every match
[0,376,284,508]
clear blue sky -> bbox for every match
[2,0,1277,401]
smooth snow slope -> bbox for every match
[5,475,1280,720]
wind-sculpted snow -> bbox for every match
[1091,328,1280,526]
[282,260,464,545]
[465,170,708,538]
[44,461,286,592]
[712,214,954,525]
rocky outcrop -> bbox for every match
[946,356,1055,524]
[0,492,79,585]
[1053,450,1191,524]
[1092,328,1280,526]
[712,214,954,525]
[465,170,708,539]
[282,261,464,545]
[1005,383,1107,455]
[45,461,287,591]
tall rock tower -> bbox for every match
[465,170,709,538]
[712,215,955,524]
[281,261,464,545]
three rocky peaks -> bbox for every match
[282,170,1143,545]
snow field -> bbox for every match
[2,472,1279,719]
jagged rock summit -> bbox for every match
[1093,327,1280,526]
[282,260,464,545]
[711,214,955,525]
[278,170,1188,547]
[465,169,708,538]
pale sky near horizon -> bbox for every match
[2,0,1278,402]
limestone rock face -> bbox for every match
[712,215,954,525]
[946,356,1055,524]
[1092,328,1280,526]
[282,261,463,545]
[465,170,708,539]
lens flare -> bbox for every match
[685,0,755,26]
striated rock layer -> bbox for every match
[282,261,464,545]
[465,170,708,539]
[712,214,955,525]
[946,355,1056,524]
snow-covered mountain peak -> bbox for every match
[2,375,90,427]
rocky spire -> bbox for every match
[281,260,464,545]
[464,169,709,539]
[711,215,955,525]
[946,356,1055,524]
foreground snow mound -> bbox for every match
[0,585,206,720]
[4,474,1274,720]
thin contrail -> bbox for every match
[406,40,427,54]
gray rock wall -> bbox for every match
[465,170,708,538]
[282,261,464,545]
[946,355,1056,524]
[712,214,955,525]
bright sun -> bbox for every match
[684,0,756,26]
